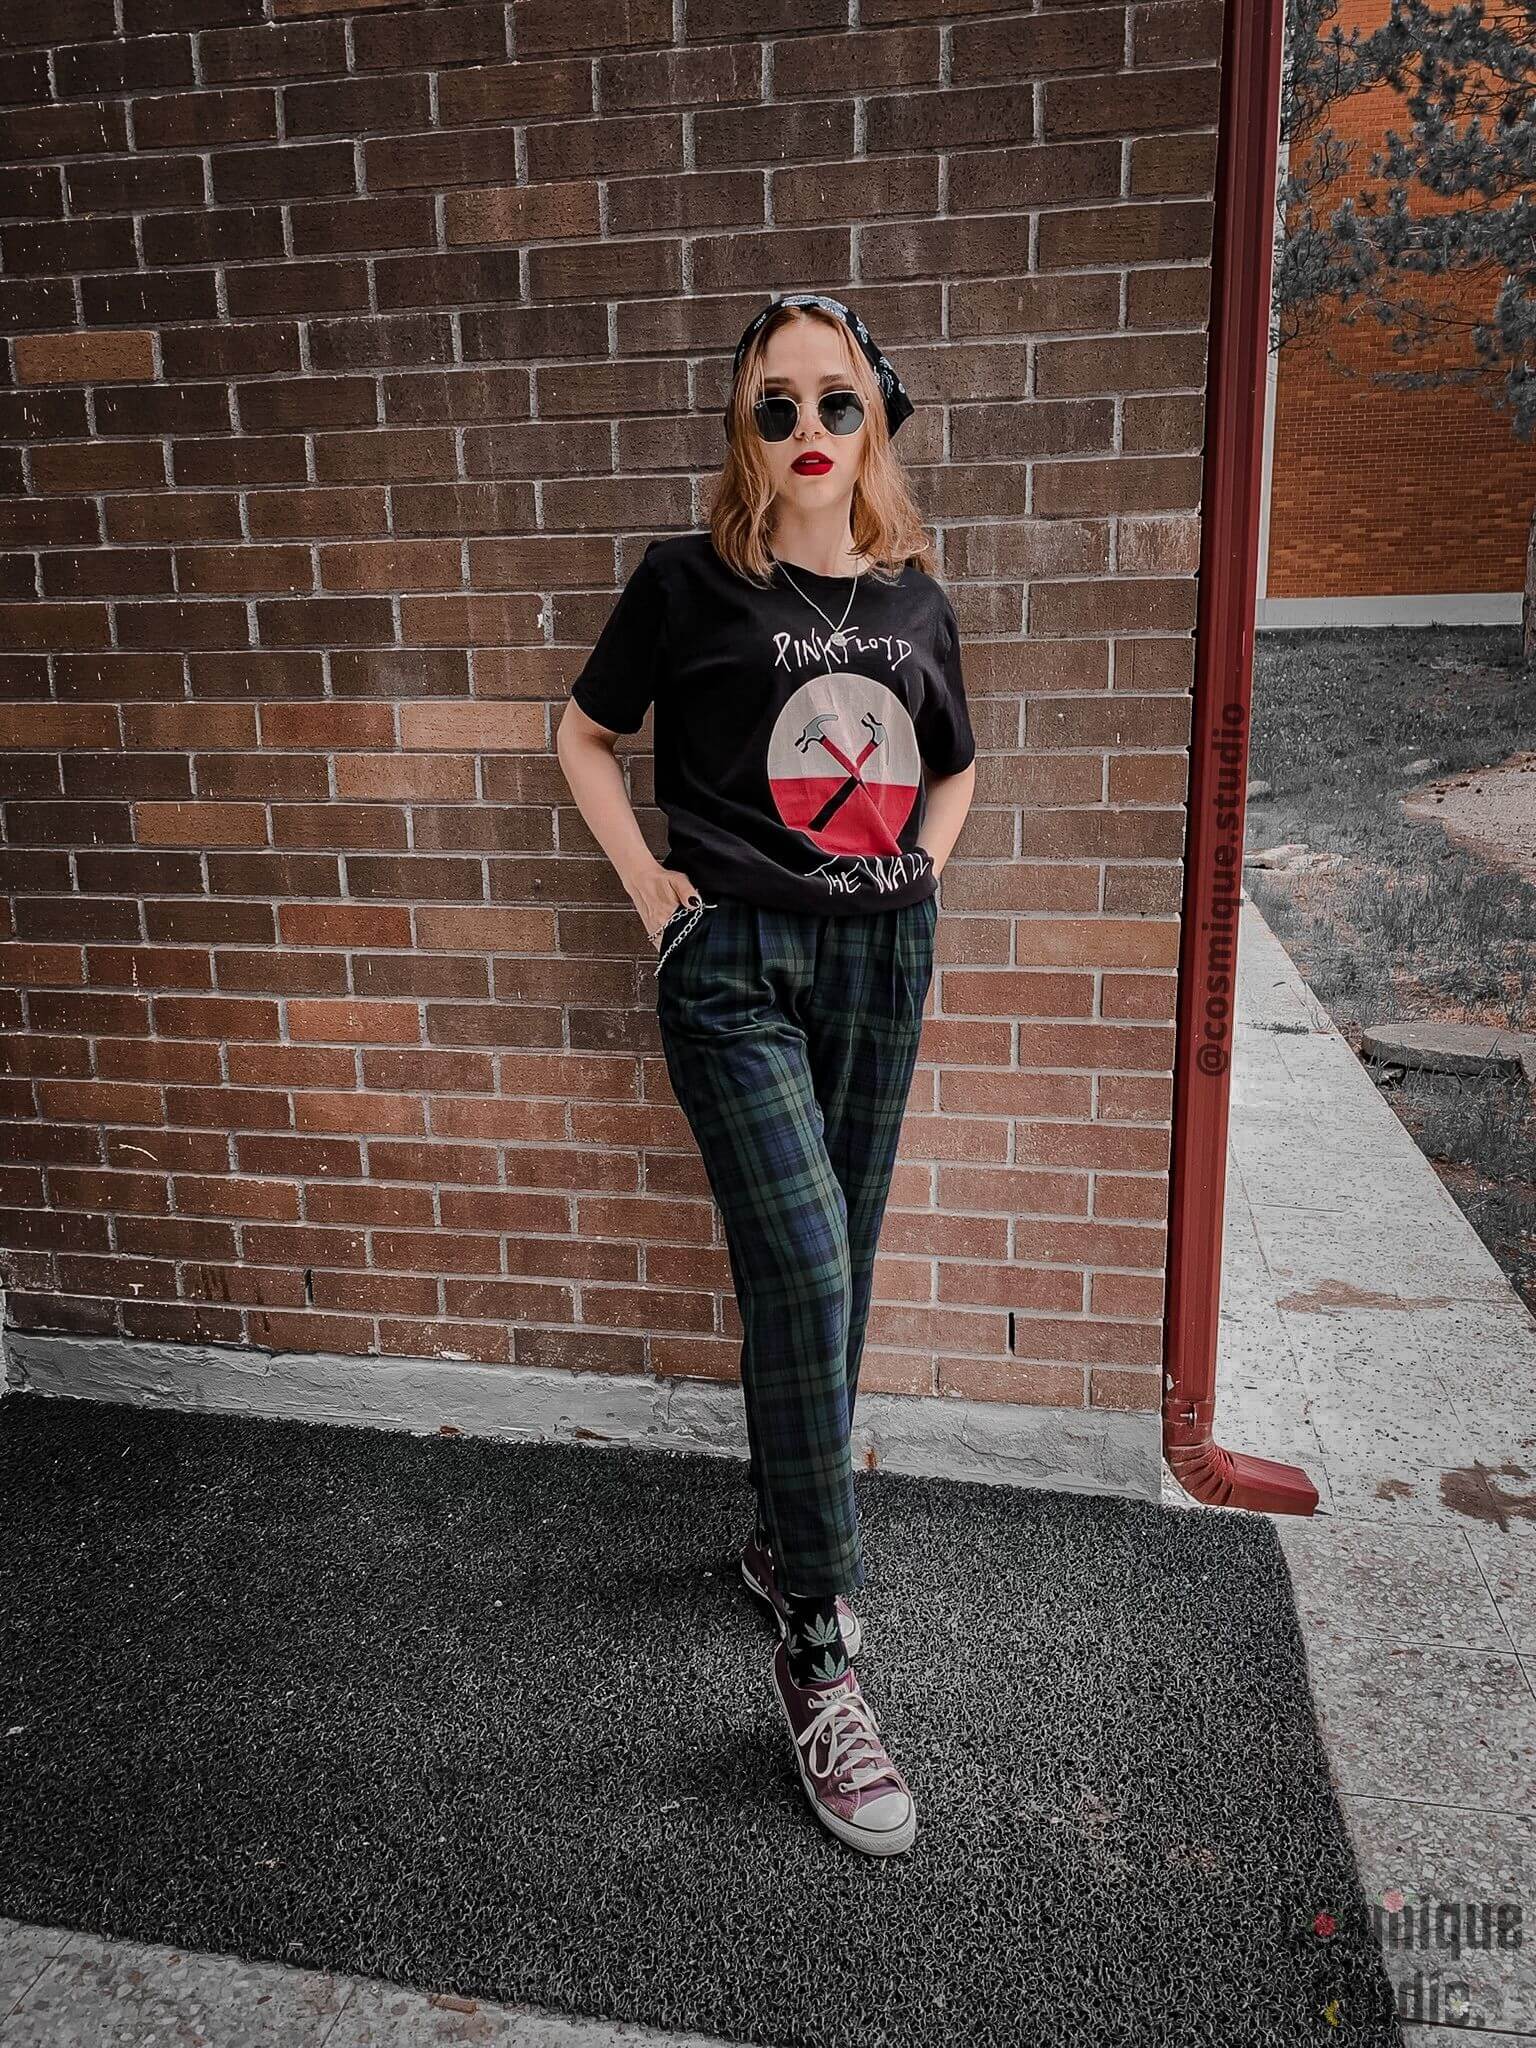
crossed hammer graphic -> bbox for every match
[796,708,887,835]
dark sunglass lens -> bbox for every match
[819,390,865,435]
[753,396,798,442]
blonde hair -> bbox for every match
[706,301,937,587]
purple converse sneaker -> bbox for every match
[739,1527,863,1659]
[770,1639,917,1857]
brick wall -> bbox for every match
[0,0,1218,1421]
[1267,0,1532,601]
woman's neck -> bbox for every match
[768,514,867,579]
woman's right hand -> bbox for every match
[626,863,702,951]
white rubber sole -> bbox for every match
[739,1556,864,1659]
[771,1671,918,1858]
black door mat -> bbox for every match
[0,1386,1402,2048]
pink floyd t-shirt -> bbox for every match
[567,531,975,915]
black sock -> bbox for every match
[783,1590,851,1689]
[754,1503,772,1552]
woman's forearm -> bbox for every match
[920,761,976,877]
[556,722,660,892]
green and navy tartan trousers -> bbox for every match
[655,889,938,1599]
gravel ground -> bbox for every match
[1403,749,1536,888]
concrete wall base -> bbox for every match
[1,1330,1163,1500]
[1256,591,1521,629]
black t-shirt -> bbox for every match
[567,531,975,915]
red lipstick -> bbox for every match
[791,452,833,474]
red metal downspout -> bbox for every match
[1162,0,1319,1512]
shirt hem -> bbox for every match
[664,854,939,915]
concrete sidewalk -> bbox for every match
[1167,894,1536,2044]
[3,894,1533,2045]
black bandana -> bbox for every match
[724,292,915,442]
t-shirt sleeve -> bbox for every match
[917,591,977,775]
[567,539,667,735]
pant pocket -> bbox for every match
[652,896,715,982]
[911,895,937,1010]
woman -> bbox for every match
[556,292,976,1859]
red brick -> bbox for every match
[29,990,150,1036]
[333,754,477,802]
[124,704,258,749]
[314,1269,439,1316]
[165,1087,290,1132]
[54,1255,165,1303]
[135,801,269,848]
[182,1263,308,1310]
[193,751,328,800]
[442,1277,576,1322]
[116,1217,237,1261]
[8,1293,121,1337]
[227,1043,357,1088]
[1,942,84,986]
[12,901,142,946]
[380,1316,512,1364]
[35,1080,162,1124]
[14,329,155,384]
[259,702,396,749]
[109,1129,228,1175]
[95,1037,222,1083]
[368,1138,499,1185]
[428,1096,565,1143]
[47,1169,168,1214]
[0,1166,46,1214]
[413,906,552,951]
[398,702,543,751]
[121,1300,244,1345]
[0,704,120,749]
[306,1183,434,1227]
[424,1000,554,1048]
[150,905,276,950]
[0,1035,90,1080]
[87,946,215,991]
[2,1122,99,1171]
[6,799,123,848]
[355,952,487,1000]
[346,855,485,902]
[279,903,413,949]
[245,1309,376,1353]
[77,851,198,897]
[243,1224,366,1268]
[294,1090,426,1136]
[288,998,421,1045]
[437,1188,568,1233]
[234,1133,361,1178]
[217,947,345,996]
[362,1048,493,1093]
[0,1206,111,1254]
[372,1230,503,1275]
[207,855,347,904]
[173,1176,301,1222]
[153,996,281,1040]
[272,803,408,851]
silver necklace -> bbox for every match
[772,553,861,668]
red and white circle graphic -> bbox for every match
[766,674,920,857]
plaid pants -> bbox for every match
[655,890,937,1598]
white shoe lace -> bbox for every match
[795,1680,901,1795]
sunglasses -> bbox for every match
[751,387,866,443]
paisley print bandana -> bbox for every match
[724,292,915,443]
